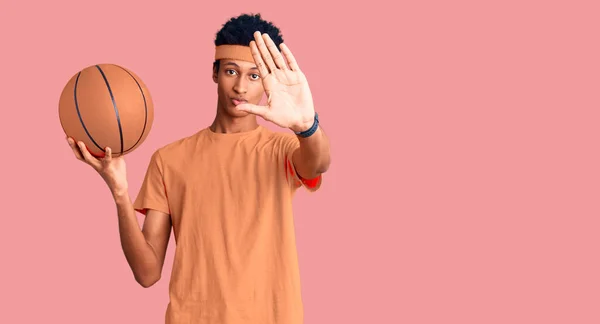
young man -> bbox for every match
[66,13,331,324]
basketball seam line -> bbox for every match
[74,71,104,152]
[117,66,148,154]
[96,65,124,155]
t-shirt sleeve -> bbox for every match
[133,150,171,216]
[279,133,323,192]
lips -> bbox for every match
[231,98,247,106]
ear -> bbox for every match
[212,61,219,83]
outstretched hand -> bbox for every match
[235,31,316,133]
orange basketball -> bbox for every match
[59,63,154,158]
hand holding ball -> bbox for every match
[59,64,154,158]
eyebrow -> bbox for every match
[223,62,258,70]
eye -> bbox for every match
[250,74,260,80]
[226,69,237,75]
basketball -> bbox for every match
[59,63,154,158]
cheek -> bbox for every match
[250,82,264,100]
[217,81,228,95]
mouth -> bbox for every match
[231,98,247,106]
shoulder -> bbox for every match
[256,129,301,165]
[260,128,299,150]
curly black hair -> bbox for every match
[213,13,284,72]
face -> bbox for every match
[213,59,264,118]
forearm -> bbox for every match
[295,126,331,179]
[113,192,160,287]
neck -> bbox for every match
[209,108,259,134]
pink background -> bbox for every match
[1,0,599,323]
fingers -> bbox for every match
[262,33,288,70]
[74,140,101,169]
[252,32,299,73]
[236,103,270,119]
[249,40,270,78]
[252,31,277,73]
[67,137,84,161]
[280,43,300,71]
[66,137,114,172]
[77,141,98,164]
[104,147,112,163]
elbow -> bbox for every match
[135,272,161,288]
[304,162,330,180]
[308,159,330,178]
[316,157,331,174]
[320,161,331,174]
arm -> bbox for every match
[114,192,171,288]
[292,124,331,180]
[233,32,330,180]
[66,138,171,288]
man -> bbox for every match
[66,13,331,324]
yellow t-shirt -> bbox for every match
[133,125,322,324]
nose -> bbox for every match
[233,77,247,94]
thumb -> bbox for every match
[236,103,269,117]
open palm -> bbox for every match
[236,32,316,133]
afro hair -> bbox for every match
[213,13,284,72]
